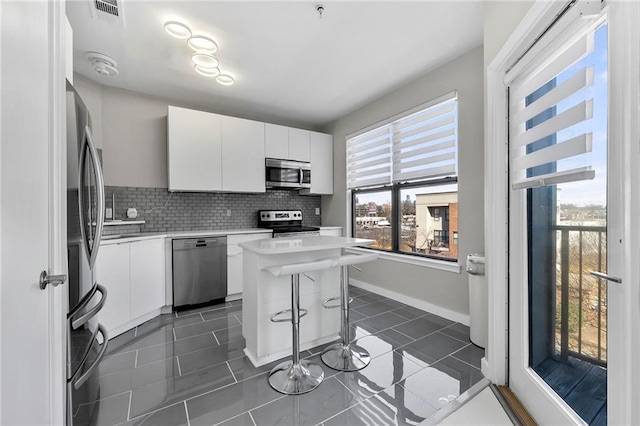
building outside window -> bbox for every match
[347,92,458,261]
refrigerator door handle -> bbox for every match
[69,284,107,330]
[78,125,105,269]
[85,126,105,265]
[70,323,109,390]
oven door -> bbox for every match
[265,158,311,189]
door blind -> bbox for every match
[392,97,457,183]
[509,30,596,190]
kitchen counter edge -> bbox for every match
[99,228,272,245]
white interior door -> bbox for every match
[0,1,66,424]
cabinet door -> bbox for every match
[167,106,222,191]
[221,116,265,192]
[96,243,131,333]
[307,131,333,194]
[265,123,289,160]
[227,233,271,296]
[130,239,166,320]
[227,249,243,295]
[288,128,310,162]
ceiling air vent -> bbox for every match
[89,0,125,28]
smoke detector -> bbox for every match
[89,0,125,28]
[86,52,119,76]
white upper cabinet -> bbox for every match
[265,124,310,162]
[301,131,334,195]
[265,124,289,159]
[288,128,310,162]
[167,106,222,191]
[167,106,332,194]
[221,116,265,193]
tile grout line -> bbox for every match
[134,350,139,368]
[226,361,238,383]
[126,391,133,421]
[200,312,206,322]
[212,331,220,345]
[176,356,183,376]
[184,400,191,426]
[173,327,177,341]
[248,410,258,426]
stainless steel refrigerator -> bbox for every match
[66,80,109,425]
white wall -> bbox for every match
[73,74,103,149]
[322,46,484,319]
[483,1,534,68]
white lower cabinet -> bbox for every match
[97,238,166,337]
[96,243,131,334]
[319,227,342,237]
[227,233,271,297]
[130,239,166,320]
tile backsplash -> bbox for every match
[104,186,321,233]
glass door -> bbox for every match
[508,9,610,425]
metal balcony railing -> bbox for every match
[554,225,607,367]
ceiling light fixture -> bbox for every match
[194,65,221,77]
[85,51,119,76]
[164,21,191,39]
[191,53,219,68]
[216,74,235,86]
[188,35,218,54]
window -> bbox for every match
[348,93,458,261]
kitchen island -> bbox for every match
[239,236,374,366]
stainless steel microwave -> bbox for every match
[265,158,311,189]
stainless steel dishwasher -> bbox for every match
[172,237,227,309]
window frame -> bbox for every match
[351,176,458,262]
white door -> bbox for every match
[0,1,66,424]
[507,2,640,424]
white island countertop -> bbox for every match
[239,235,374,254]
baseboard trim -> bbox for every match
[349,278,470,325]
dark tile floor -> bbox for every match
[74,286,485,425]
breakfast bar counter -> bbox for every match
[239,236,374,366]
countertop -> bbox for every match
[238,236,374,254]
[99,228,272,245]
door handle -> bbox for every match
[39,270,67,290]
[590,271,622,283]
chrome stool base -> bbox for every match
[268,360,325,395]
[321,342,371,371]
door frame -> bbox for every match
[48,1,68,424]
[485,0,640,424]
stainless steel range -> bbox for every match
[258,210,320,238]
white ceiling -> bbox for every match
[66,1,483,129]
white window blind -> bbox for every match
[346,125,392,189]
[347,94,458,189]
[392,98,457,183]
[509,29,596,190]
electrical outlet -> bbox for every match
[105,207,113,219]
[227,209,232,217]
[315,207,320,215]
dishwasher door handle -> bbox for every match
[195,243,207,247]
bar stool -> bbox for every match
[321,253,378,371]
[263,258,334,395]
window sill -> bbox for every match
[345,247,461,274]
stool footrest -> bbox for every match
[270,308,308,323]
[322,296,353,309]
